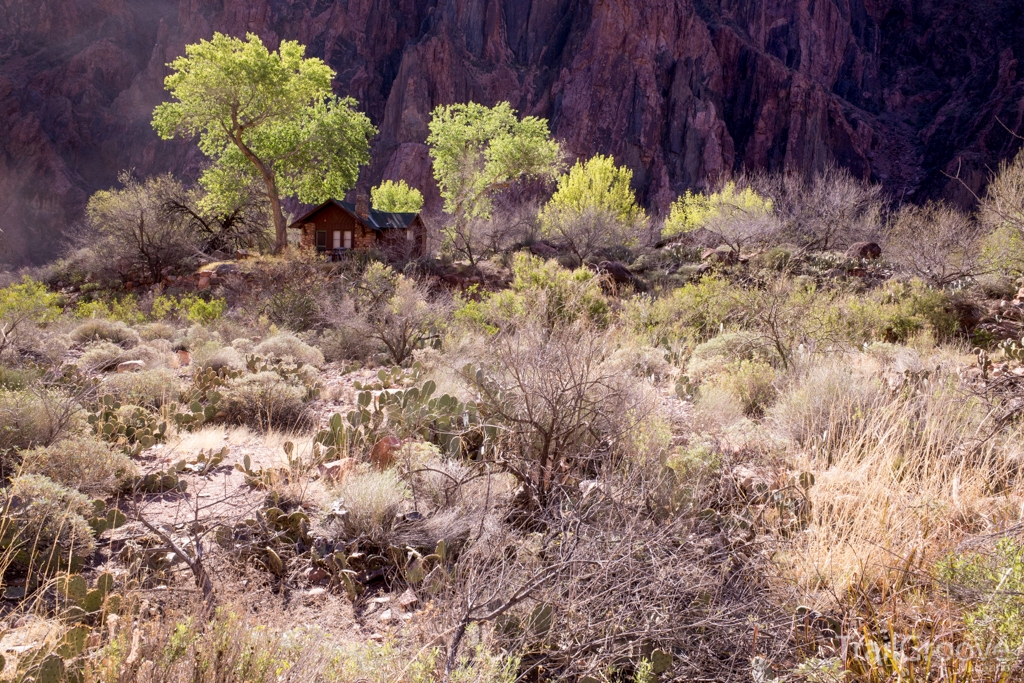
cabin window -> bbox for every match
[406,228,414,242]
[315,230,327,251]
[333,230,341,250]
[343,231,353,249]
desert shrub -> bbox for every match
[622,276,744,353]
[20,433,138,496]
[74,294,146,324]
[194,345,243,373]
[939,538,1024,660]
[253,333,325,367]
[316,325,381,363]
[755,165,883,251]
[703,359,777,417]
[686,331,766,383]
[71,318,140,348]
[978,147,1024,275]
[267,287,321,332]
[138,321,178,341]
[152,293,226,324]
[0,388,79,454]
[769,359,884,448]
[663,180,779,253]
[102,368,181,408]
[77,340,173,372]
[885,201,986,286]
[464,321,654,509]
[0,364,39,390]
[231,338,256,354]
[844,279,960,343]
[326,469,408,545]
[223,372,309,430]
[0,474,96,575]
[0,278,62,357]
[457,253,607,335]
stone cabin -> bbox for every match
[289,194,427,260]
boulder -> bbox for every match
[215,263,240,276]
[529,241,559,259]
[701,246,739,264]
[597,260,635,285]
[369,437,400,470]
[176,350,192,366]
[319,457,358,482]
[846,242,882,260]
[116,360,145,373]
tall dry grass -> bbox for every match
[771,357,1024,599]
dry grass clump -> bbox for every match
[78,339,177,373]
[325,469,408,546]
[222,371,310,431]
[138,321,177,341]
[71,318,139,347]
[193,344,243,372]
[779,367,1024,594]
[20,433,138,496]
[0,388,79,453]
[0,474,97,575]
[102,368,181,408]
[254,332,325,367]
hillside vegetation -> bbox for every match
[2,33,1024,683]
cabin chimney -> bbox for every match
[355,193,370,219]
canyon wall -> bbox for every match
[1,0,1022,264]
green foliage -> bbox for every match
[703,359,777,417]
[939,538,1024,660]
[0,388,74,453]
[455,253,609,333]
[538,154,645,263]
[845,279,960,344]
[371,179,424,213]
[153,33,376,251]
[541,154,643,225]
[0,474,97,576]
[74,294,146,324]
[21,434,139,497]
[0,278,61,326]
[664,182,774,237]
[427,101,561,220]
[152,293,226,324]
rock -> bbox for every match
[176,350,191,366]
[319,457,358,482]
[597,260,636,285]
[197,274,211,290]
[3,0,1022,268]
[116,360,145,373]
[397,588,419,611]
[307,568,329,583]
[701,246,738,264]
[235,249,252,260]
[215,263,240,276]
[846,242,882,260]
[369,437,400,470]
[529,241,559,259]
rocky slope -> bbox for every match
[2,0,1023,265]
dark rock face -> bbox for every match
[2,0,1023,265]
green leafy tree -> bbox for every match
[427,101,561,265]
[371,179,424,213]
[539,154,645,264]
[979,148,1024,275]
[152,33,376,254]
[0,278,61,356]
[664,182,777,254]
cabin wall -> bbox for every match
[298,204,377,252]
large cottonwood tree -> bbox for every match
[153,33,376,254]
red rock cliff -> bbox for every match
[1,0,1022,264]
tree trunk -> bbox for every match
[266,176,288,254]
